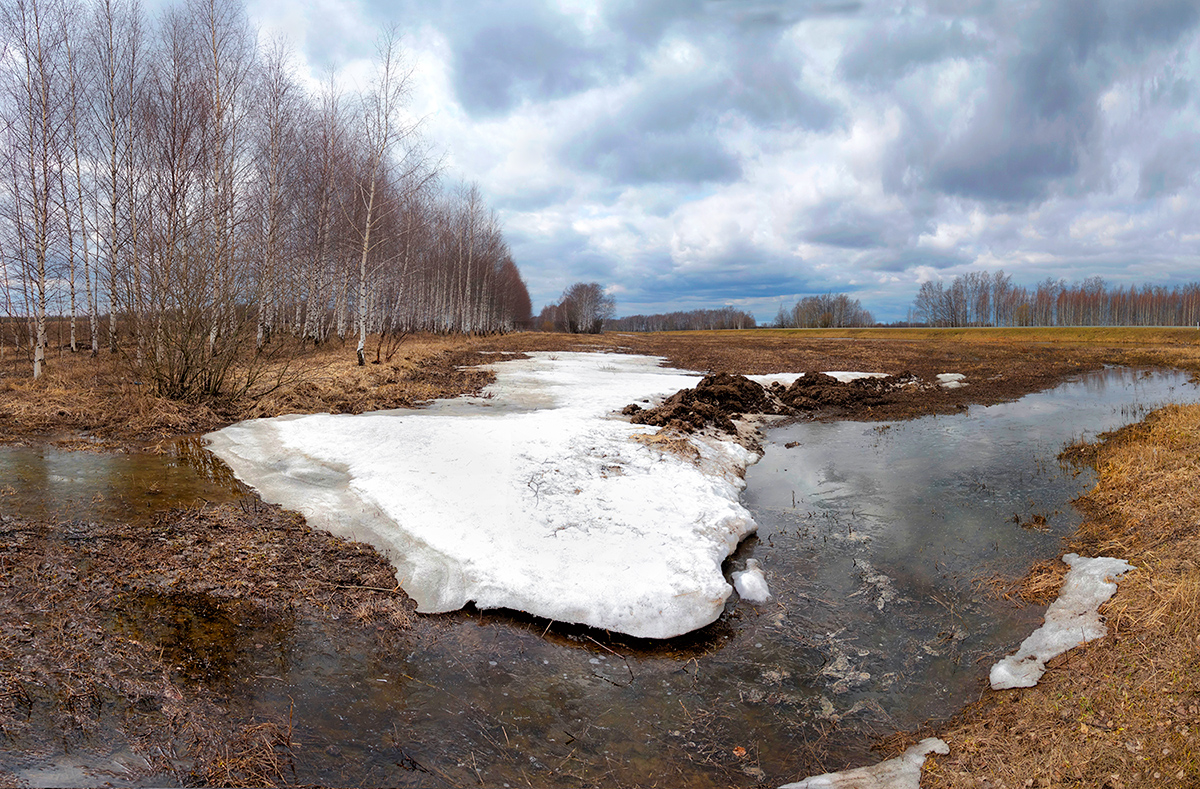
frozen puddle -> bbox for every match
[207,352,766,639]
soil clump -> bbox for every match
[624,370,933,436]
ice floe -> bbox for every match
[206,352,901,638]
[733,558,771,602]
[779,737,949,788]
[989,553,1134,690]
[207,352,764,639]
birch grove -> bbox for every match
[911,271,1200,328]
[0,0,531,395]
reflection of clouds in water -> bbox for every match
[741,367,1200,730]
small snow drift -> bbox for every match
[733,558,771,602]
[206,353,762,640]
[990,553,1134,690]
[936,373,967,389]
[779,737,949,788]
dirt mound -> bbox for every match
[626,371,931,434]
[780,370,925,412]
[624,372,780,433]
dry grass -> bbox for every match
[922,403,1200,788]
[0,501,414,786]
[0,333,498,443]
[3,326,1198,445]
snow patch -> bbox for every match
[733,558,771,602]
[745,371,888,388]
[206,353,765,639]
[936,373,967,389]
[779,737,949,788]
[989,553,1134,690]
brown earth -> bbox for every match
[0,501,415,787]
[2,327,1200,787]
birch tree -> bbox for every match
[351,27,412,365]
[1,0,69,378]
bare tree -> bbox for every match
[1,0,71,378]
[556,282,614,334]
[351,26,413,365]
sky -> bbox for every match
[242,0,1200,323]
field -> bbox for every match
[1,326,1198,786]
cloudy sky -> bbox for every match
[245,0,1200,322]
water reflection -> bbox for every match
[0,437,245,522]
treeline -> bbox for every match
[774,294,874,328]
[911,271,1200,328]
[535,282,616,334]
[606,307,756,332]
[0,0,530,395]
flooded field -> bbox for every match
[2,367,1197,787]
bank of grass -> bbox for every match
[0,333,500,443]
[921,403,1200,788]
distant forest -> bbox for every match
[1,0,531,393]
[606,307,756,332]
[910,271,1200,328]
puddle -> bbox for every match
[0,437,246,522]
[3,367,1198,787]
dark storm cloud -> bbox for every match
[914,0,1200,206]
[601,0,846,49]
[627,249,823,313]
[803,201,916,250]
[1138,134,1200,199]
[567,126,743,184]
[865,249,970,273]
[1110,0,1200,51]
[450,11,617,116]
[728,52,841,129]
[925,1,1104,204]
[561,53,837,185]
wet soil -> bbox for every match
[0,501,414,786]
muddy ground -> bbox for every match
[1,328,1199,787]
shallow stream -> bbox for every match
[2,367,1197,787]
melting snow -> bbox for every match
[207,353,764,639]
[990,553,1134,690]
[936,373,967,389]
[733,558,771,601]
[206,353,895,638]
[779,738,949,788]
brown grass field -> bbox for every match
[1,325,1199,786]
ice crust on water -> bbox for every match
[206,352,771,639]
[990,553,1134,690]
[778,738,949,788]
[733,558,771,602]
